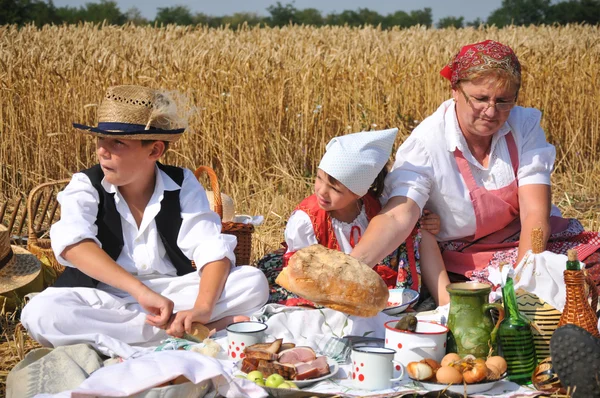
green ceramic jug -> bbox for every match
[446,282,505,358]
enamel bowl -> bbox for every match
[382,288,419,315]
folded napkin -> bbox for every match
[487,250,567,311]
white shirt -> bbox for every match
[384,99,558,242]
[50,165,237,280]
[284,204,371,254]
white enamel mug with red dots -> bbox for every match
[350,346,404,391]
[384,320,448,367]
[225,321,267,360]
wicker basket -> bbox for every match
[517,291,562,363]
[194,166,254,266]
[26,180,70,283]
[516,228,561,363]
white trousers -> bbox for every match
[21,266,269,358]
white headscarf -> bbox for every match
[318,128,398,196]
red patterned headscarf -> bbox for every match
[440,40,521,87]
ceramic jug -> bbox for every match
[446,282,505,358]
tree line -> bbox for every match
[2,0,599,28]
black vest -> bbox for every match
[53,163,195,288]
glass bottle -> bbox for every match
[497,277,537,384]
[565,249,580,270]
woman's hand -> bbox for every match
[420,210,441,235]
[166,306,212,337]
[517,184,551,264]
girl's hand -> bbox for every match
[166,306,212,338]
[420,209,441,235]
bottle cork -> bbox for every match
[531,228,544,254]
[567,249,578,262]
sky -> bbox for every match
[52,0,504,23]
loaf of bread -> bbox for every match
[275,244,389,317]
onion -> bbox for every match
[462,358,488,384]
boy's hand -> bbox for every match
[420,209,441,236]
[165,258,228,337]
[166,306,212,338]
[136,288,174,328]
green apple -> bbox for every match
[277,382,292,389]
[246,370,264,383]
[265,373,285,388]
[254,379,265,386]
[287,381,299,389]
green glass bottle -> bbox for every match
[497,277,537,384]
[566,249,580,270]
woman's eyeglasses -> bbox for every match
[458,86,516,112]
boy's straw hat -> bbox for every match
[73,85,186,142]
[0,225,41,295]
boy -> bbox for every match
[21,85,269,358]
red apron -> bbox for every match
[442,133,569,275]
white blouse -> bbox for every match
[284,204,371,254]
[384,99,559,242]
[50,165,237,279]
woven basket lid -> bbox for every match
[0,225,41,295]
[205,191,235,222]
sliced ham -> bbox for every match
[278,346,317,365]
[294,356,330,380]
[294,366,321,380]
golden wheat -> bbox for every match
[1,23,599,256]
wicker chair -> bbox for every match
[194,166,254,266]
[26,179,71,277]
[0,193,28,246]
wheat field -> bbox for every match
[1,22,599,396]
[2,23,600,257]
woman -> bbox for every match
[351,40,600,282]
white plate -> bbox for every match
[382,288,419,315]
[237,357,339,388]
[410,375,506,394]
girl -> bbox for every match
[258,128,450,308]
